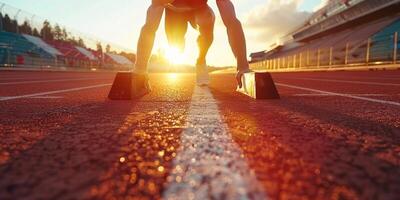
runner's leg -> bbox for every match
[165,8,189,52]
[134,0,165,73]
[194,6,215,67]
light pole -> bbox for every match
[0,4,5,31]
[14,9,21,34]
[31,14,35,31]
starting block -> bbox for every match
[108,72,150,100]
[237,72,280,99]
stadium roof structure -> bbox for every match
[75,46,97,61]
[106,53,133,65]
[22,34,62,58]
[250,0,400,62]
[292,0,400,42]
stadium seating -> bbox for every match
[45,40,88,60]
[0,31,53,59]
[0,31,56,66]
[0,30,132,69]
[0,47,6,64]
[370,19,400,61]
[23,34,62,58]
[262,16,399,67]
[106,53,133,65]
[294,0,398,41]
[45,40,94,67]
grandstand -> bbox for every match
[0,3,135,70]
[0,31,55,66]
[250,0,400,71]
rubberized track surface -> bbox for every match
[0,70,399,200]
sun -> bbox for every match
[165,46,186,65]
[167,73,179,82]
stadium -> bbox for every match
[250,0,400,71]
[0,3,135,70]
[0,0,399,200]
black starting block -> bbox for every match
[237,72,280,99]
[108,72,150,100]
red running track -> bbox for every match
[0,69,399,200]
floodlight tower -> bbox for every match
[14,9,21,34]
[31,14,35,28]
[0,4,5,31]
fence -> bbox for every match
[250,32,399,71]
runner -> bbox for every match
[134,0,250,92]
[165,0,215,86]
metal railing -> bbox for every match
[251,32,399,71]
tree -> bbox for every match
[32,28,40,37]
[40,20,54,40]
[105,44,111,53]
[69,36,78,45]
[77,37,85,47]
[96,42,103,53]
[10,18,18,33]
[62,28,68,41]
[2,14,12,32]
[0,13,3,31]
[54,24,63,40]
[19,20,33,35]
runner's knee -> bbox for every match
[196,8,215,28]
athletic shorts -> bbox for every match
[165,5,213,50]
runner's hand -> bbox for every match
[236,69,253,88]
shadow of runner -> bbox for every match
[0,100,189,200]
[208,78,400,200]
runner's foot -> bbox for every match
[196,63,209,86]
[131,70,152,97]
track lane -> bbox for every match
[209,73,400,199]
[0,70,399,199]
[0,73,195,200]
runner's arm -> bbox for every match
[216,0,250,87]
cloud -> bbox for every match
[243,0,312,47]
[314,0,330,11]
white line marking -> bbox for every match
[294,76,400,81]
[0,95,64,99]
[293,93,392,97]
[289,78,400,86]
[277,83,400,106]
[0,77,95,81]
[0,78,103,85]
[0,83,111,101]
[163,86,265,200]
[30,95,64,99]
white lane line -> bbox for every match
[30,95,64,99]
[289,78,400,86]
[163,86,265,200]
[293,93,393,97]
[294,76,400,81]
[0,77,95,81]
[0,78,103,85]
[277,83,400,106]
[0,83,111,101]
[0,95,64,99]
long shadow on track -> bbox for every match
[209,81,400,200]
[0,99,187,200]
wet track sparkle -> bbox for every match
[0,70,399,199]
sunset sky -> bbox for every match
[0,0,325,66]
